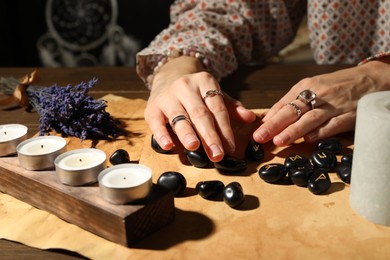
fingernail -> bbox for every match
[274,132,290,145]
[210,144,223,158]
[237,106,249,113]
[160,136,171,148]
[184,134,199,148]
[255,128,269,142]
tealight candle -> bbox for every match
[0,124,28,156]
[55,148,107,186]
[98,163,153,205]
[16,136,67,170]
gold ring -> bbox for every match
[287,102,302,119]
[203,89,224,100]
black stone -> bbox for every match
[336,164,352,184]
[284,154,311,171]
[289,166,314,187]
[307,168,331,195]
[245,140,264,161]
[196,180,225,199]
[258,163,288,183]
[223,182,245,208]
[341,153,353,166]
[214,156,247,173]
[157,171,187,196]
[186,149,210,168]
[151,135,171,154]
[311,150,337,171]
[317,138,343,154]
[109,149,130,165]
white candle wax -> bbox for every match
[55,148,107,186]
[16,136,67,170]
[0,124,28,142]
[98,164,153,204]
[100,167,151,188]
[0,124,28,156]
[56,149,106,171]
[17,136,66,156]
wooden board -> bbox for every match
[0,95,175,247]
[0,156,174,246]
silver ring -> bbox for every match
[296,89,317,110]
[203,89,224,100]
[287,102,302,119]
[171,114,192,132]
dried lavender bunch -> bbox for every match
[26,78,127,140]
[0,75,126,140]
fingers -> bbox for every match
[253,90,356,147]
[253,99,311,144]
[146,72,234,162]
[304,111,356,143]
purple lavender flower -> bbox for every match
[1,76,127,140]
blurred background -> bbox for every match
[0,0,313,68]
[0,0,172,67]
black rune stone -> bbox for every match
[258,163,288,183]
[186,149,210,168]
[157,171,187,196]
[245,140,265,161]
[109,149,130,165]
[151,135,171,154]
[196,180,225,199]
[223,182,245,208]
[311,150,337,171]
[284,154,311,171]
[341,153,353,166]
[317,138,343,154]
[214,156,247,173]
[307,168,331,195]
[336,164,352,184]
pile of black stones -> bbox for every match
[151,135,263,207]
[151,135,265,172]
[123,135,352,208]
[156,172,245,208]
[258,138,353,195]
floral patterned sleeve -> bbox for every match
[136,0,307,87]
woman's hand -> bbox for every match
[253,60,390,146]
[145,56,256,162]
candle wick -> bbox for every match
[123,177,126,180]
[41,144,43,149]
[79,159,82,162]
[4,131,6,135]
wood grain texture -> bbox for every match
[0,156,174,246]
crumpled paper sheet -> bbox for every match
[0,94,151,259]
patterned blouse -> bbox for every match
[136,0,390,86]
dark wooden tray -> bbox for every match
[0,156,174,247]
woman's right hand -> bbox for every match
[144,56,256,162]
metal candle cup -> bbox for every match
[55,148,107,186]
[98,163,153,205]
[0,124,28,156]
[16,136,67,170]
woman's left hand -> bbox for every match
[253,60,390,146]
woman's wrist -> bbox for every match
[151,56,206,91]
[146,47,211,89]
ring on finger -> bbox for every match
[287,102,302,119]
[203,89,224,101]
[296,89,317,110]
[171,114,192,133]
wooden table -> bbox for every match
[0,64,354,259]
